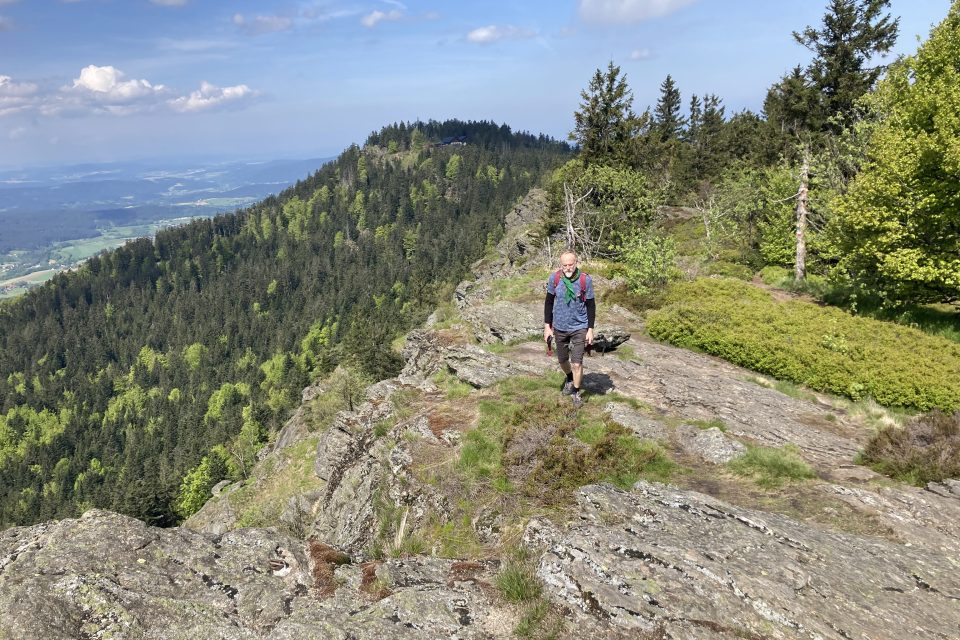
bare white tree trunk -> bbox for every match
[795,152,810,281]
[563,182,594,259]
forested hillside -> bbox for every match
[0,120,570,527]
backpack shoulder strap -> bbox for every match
[553,271,561,288]
[579,272,588,302]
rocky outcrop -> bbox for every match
[674,425,747,464]
[462,300,541,344]
[0,510,506,639]
[511,337,864,471]
[526,482,960,640]
[399,329,542,387]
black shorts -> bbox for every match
[554,328,587,365]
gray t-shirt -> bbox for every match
[546,272,594,332]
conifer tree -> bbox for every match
[570,61,635,166]
[764,66,822,137]
[653,75,684,142]
[794,0,899,128]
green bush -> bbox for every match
[647,278,960,410]
[619,231,680,295]
[705,261,754,280]
[758,265,791,286]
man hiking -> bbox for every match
[544,249,595,408]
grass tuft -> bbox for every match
[728,445,817,488]
[496,561,543,603]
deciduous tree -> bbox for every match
[829,3,960,306]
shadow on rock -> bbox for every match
[582,372,614,395]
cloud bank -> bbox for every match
[168,81,254,113]
[361,9,403,28]
[0,75,39,116]
[232,12,294,35]
[466,24,537,44]
[578,0,697,25]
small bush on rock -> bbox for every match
[859,410,960,485]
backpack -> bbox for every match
[553,270,588,303]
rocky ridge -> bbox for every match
[2,188,960,638]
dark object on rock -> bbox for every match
[591,327,630,353]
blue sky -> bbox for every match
[0,0,951,169]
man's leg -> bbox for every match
[555,331,575,394]
[568,329,587,407]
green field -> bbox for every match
[0,269,58,299]
[0,216,207,299]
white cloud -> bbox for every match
[69,65,166,102]
[51,66,167,115]
[361,9,403,28]
[578,0,697,25]
[0,75,39,116]
[0,68,257,118]
[150,0,187,5]
[232,12,293,35]
[8,125,27,140]
[0,75,36,96]
[157,37,237,53]
[299,4,357,22]
[466,25,537,44]
[168,81,255,113]
[630,48,653,60]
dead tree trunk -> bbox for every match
[563,182,593,258]
[795,152,810,281]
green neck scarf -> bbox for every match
[560,269,579,304]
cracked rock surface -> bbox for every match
[526,482,960,640]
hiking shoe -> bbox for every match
[561,379,575,395]
[571,392,583,409]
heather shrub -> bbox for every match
[859,410,960,485]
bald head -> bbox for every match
[559,250,578,277]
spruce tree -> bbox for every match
[653,75,684,142]
[570,61,635,166]
[794,0,899,128]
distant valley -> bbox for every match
[0,156,330,297]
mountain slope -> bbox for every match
[0,120,571,528]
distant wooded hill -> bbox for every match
[0,120,571,528]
